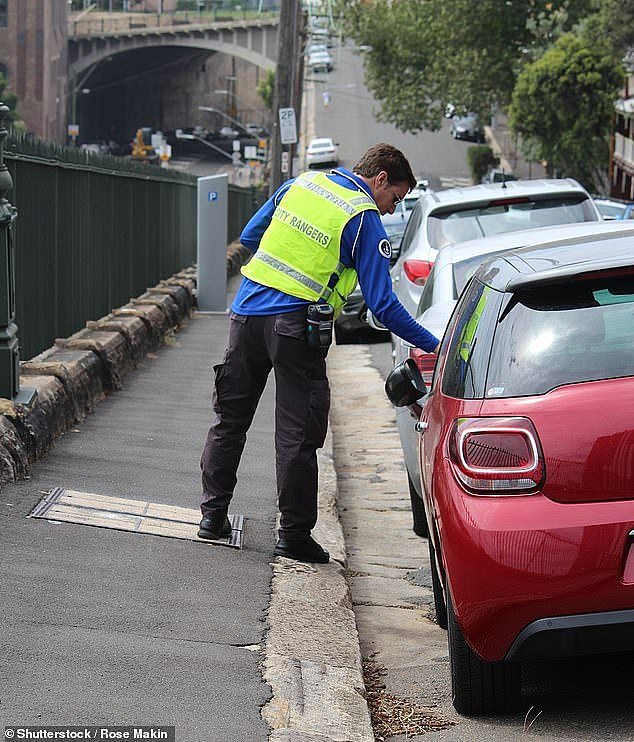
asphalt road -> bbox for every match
[310,44,472,186]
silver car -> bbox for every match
[449,112,485,142]
[390,179,601,323]
[393,219,634,537]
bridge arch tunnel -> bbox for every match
[74,44,272,147]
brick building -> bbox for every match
[0,0,69,142]
[611,64,634,201]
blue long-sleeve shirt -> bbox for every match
[233,168,439,352]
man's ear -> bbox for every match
[375,170,389,187]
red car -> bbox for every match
[385,228,634,715]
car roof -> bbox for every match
[432,220,634,268]
[420,178,591,210]
[474,222,634,291]
[309,137,334,146]
[593,196,633,205]
[593,197,629,207]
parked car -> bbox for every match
[306,137,339,168]
[449,112,485,142]
[384,224,634,715]
[244,123,269,137]
[308,50,334,72]
[218,126,239,139]
[390,179,602,324]
[393,220,634,539]
[307,43,328,56]
[481,167,517,184]
[334,212,407,343]
[593,197,634,220]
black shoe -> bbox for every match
[198,511,232,540]
[274,536,330,564]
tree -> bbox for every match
[338,0,592,133]
[588,0,634,57]
[508,33,623,191]
[257,69,275,111]
[0,74,19,124]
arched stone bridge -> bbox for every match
[68,14,279,81]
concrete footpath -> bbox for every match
[0,270,373,741]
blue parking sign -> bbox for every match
[208,191,218,202]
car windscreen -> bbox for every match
[485,273,634,398]
[427,195,597,250]
[310,139,332,149]
[596,202,627,219]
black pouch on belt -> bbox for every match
[306,304,334,354]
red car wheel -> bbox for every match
[447,593,521,715]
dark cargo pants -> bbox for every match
[200,310,330,540]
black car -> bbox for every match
[334,220,406,343]
[450,113,485,142]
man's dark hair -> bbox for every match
[354,143,416,190]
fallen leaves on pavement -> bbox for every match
[363,658,456,739]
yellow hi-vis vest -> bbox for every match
[241,170,378,314]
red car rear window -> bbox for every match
[486,274,634,397]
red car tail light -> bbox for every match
[488,197,530,206]
[403,259,433,286]
[409,347,436,385]
[448,417,545,495]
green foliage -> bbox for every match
[467,145,499,185]
[338,0,589,133]
[508,32,624,191]
[257,69,275,111]
[0,74,19,123]
[580,0,634,58]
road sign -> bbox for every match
[68,124,79,137]
[281,151,289,174]
[278,107,297,145]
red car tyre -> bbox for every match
[428,537,447,629]
[447,594,520,715]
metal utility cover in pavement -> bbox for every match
[28,487,243,548]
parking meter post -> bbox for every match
[197,174,228,312]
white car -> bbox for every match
[306,137,339,168]
[308,50,333,72]
[218,126,239,139]
[390,178,602,322]
[393,219,634,537]
[307,43,328,56]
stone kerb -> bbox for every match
[0,266,198,488]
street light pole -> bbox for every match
[199,105,247,132]
[0,102,17,398]
[213,89,268,125]
[68,61,100,146]
[0,102,33,404]
[175,130,248,168]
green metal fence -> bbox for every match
[5,136,265,360]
